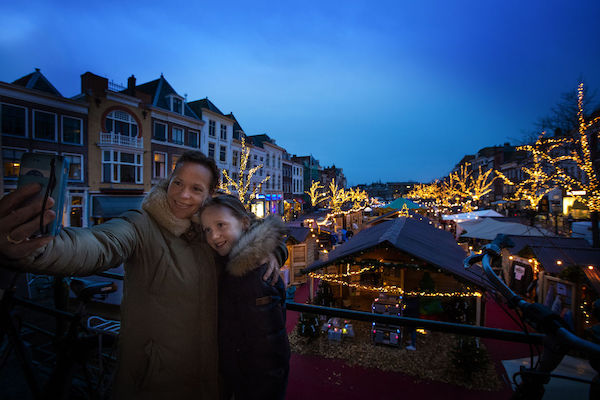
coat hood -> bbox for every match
[226,215,287,277]
[142,180,202,237]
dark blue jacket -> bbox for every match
[218,216,290,400]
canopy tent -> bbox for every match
[382,197,422,210]
[442,209,503,222]
[458,218,554,241]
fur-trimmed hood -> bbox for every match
[142,180,202,237]
[226,215,287,277]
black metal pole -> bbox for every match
[286,302,544,345]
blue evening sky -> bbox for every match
[1,1,599,185]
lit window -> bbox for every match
[2,148,26,178]
[171,154,180,172]
[153,152,166,179]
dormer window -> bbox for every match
[169,95,184,114]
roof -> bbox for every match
[507,235,591,255]
[367,209,431,226]
[526,246,600,274]
[12,69,62,97]
[304,217,490,289]
[382,197,421,210]
[187,98,225,118]
[443,209,504,221]
[135,75,199,119]
[286,226,310,243]
[458,218,554,240]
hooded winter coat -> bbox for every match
[12,182,220,399]
[218,216,290,400]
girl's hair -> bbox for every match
[200,194,258,227]
[171,150,220,193]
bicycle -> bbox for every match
[464,234,600,399]
[0,273,120,400]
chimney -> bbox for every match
[80,72,108,97]
[127,75,136,96]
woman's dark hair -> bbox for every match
[172,151,220,193]
[200,194,258,228]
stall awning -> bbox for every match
[92,195,144,218]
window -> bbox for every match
[172,127,184,145]
[102,150,143,183]
[266,154,270,167]
[208,142,215,159]
[105,110,138,137]
[232,172,238,181]
[63,154,83,181]
[220,124,227,140]
[219,145,227,162]
[3,148,25,179]
[171,155,180,172]
[33,110,57,141]
[62,116,83,144]
[1,103,26,137]
[154,122,166,141]
[172,97,183,114]
[209,120,216,137]
[188,130,199,148]
[232,151,239,167]
[153,152,166,179]
[69,194,84,227]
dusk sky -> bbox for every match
[1,1,599,185]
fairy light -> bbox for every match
[556,260,563,265]
[220,137,270,209]
[305,180,326,207]
[542,83,600,212]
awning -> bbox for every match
[92,195,144,218]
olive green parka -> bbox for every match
[15,182,219,399]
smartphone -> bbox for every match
[17,153,70,236]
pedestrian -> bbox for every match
[0,151,285,399]
[200,194,290,400]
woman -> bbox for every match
[0,151,283,399]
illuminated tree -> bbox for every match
[327,178,352,215]
[468,166,497,202]
[347,187,370,211]
[221,137,270,208]
[495,132,562,209]
[546,83,600,212]
[305,180,327,208]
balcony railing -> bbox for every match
[100,132,143,149]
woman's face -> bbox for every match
[201,205,246,257]
[167,162,213,219]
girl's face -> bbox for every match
[167,162,213,220]
[201,205,247,257]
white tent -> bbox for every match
[442,209,503,222]
[457,218,555,240]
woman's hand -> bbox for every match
[0,184,56,260]
[261,253,282,286]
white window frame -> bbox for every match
[208,142,216,159]
[62,152,84,182]
[153,151,167,179]
[154,121,167,141]
[188,130,199,148]
[220,124,227,140]
[170,96,183,114]
[1,102,28,138]
[219,145,227,162]
[208,120,216,137]
[61,115,83,145]
[172,126,184,145]
[105,110,138,137]
[33,109,58,142]
[102,150,143,184]
[232,150,239,167]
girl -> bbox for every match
[200,194,290,400]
